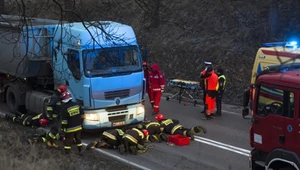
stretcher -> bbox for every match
[166,79,200,106]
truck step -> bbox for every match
[255,161,265,167]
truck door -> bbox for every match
[284,91,297,153]
[60,49,84,101]
[294,93,300,155]
[252,84,285,152]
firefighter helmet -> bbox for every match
[60,91,72,103]
[57,84,68,93]
[39,118,49,127]
[155,113,165,122]
[142,129,149,137]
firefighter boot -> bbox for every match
[149,135,160,142]
[129,146,138,155]
[86,141,98,150]
[118,144,125,155]
[186,130,195,141]
[202,114,212,120]
[191,126,207,134]
[159,133,168,142]
[78,146,82,153]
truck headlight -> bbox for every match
[85,113,99,121]
[136,106,145,115]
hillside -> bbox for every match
[5,0,300,105]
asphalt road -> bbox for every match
[82,93,252,170]
[0,93,253,170]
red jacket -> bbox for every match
[149,64,165,91]
[201,69,218,91]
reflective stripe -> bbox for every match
[64,146,71,149]
[123,134,137,144]
[48,132,57,140]
[103,131,117,140]
[116,129,124,136]
[42,137,47,142]
[152,88,161,91]
[161,119,174,126]
[154,105,159,108]
[132,128,144,139]
[146,122,160,129]
[171,125,182,134]
[22,117,30,125]
[61,120,68,125]
[46,107,53,111]
[65,125,82,133]
[32,114,42,120]
[77,143,83,147]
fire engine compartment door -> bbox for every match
[284,90,297,152]
[253,84,286,152]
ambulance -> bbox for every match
[242,41,300,117]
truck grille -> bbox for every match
[108,115,126,122]
[104,89,130,100]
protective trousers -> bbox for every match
[151,90,162,114]
[205,94,216,115]
[64,130,83,154]
[147,88,153,107]
[216,90,224,115]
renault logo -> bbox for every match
[115,98,120,105]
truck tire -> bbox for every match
[6,86,20,113]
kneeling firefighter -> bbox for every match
[119,128,149,155]
[155,114,207,140]
[136,121,167,142]
[27,126,61,148]
[86,128,124,150]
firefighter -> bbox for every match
[86,128,124,150]
[200,64,219,120]
[59,91,85,154]
[149,63,165,115]
[136,121,167,142]
[5,112,48,128]
[27,125,61,148]
[143,61,153,107]
[118,128,149,155]
[215,68,226,116]
[155,114,207,140]
[200,61,212,113]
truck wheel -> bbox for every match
[6,87,20,113]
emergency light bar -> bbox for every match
[261,41,298,48]
[265,62,300,73]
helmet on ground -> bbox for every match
[155,113,165,122]
[39,118,49,127]
[57,84,68,93]
[60,91,72,103]
[142,129,149,137]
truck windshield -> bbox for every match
[83,46,141,77]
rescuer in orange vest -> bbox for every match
[200,64,218,120]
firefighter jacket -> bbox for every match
[149,64,165,92]
[139,121,162,135]
[160,118,182,134]
[60,101,84,133]
[102,129,124,142]
[45,94,62,121]
[123,128,146,146]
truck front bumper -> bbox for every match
[82,103,145,130]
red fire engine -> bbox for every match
[243,63,300,170]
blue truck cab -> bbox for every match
[0,15,145,130]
